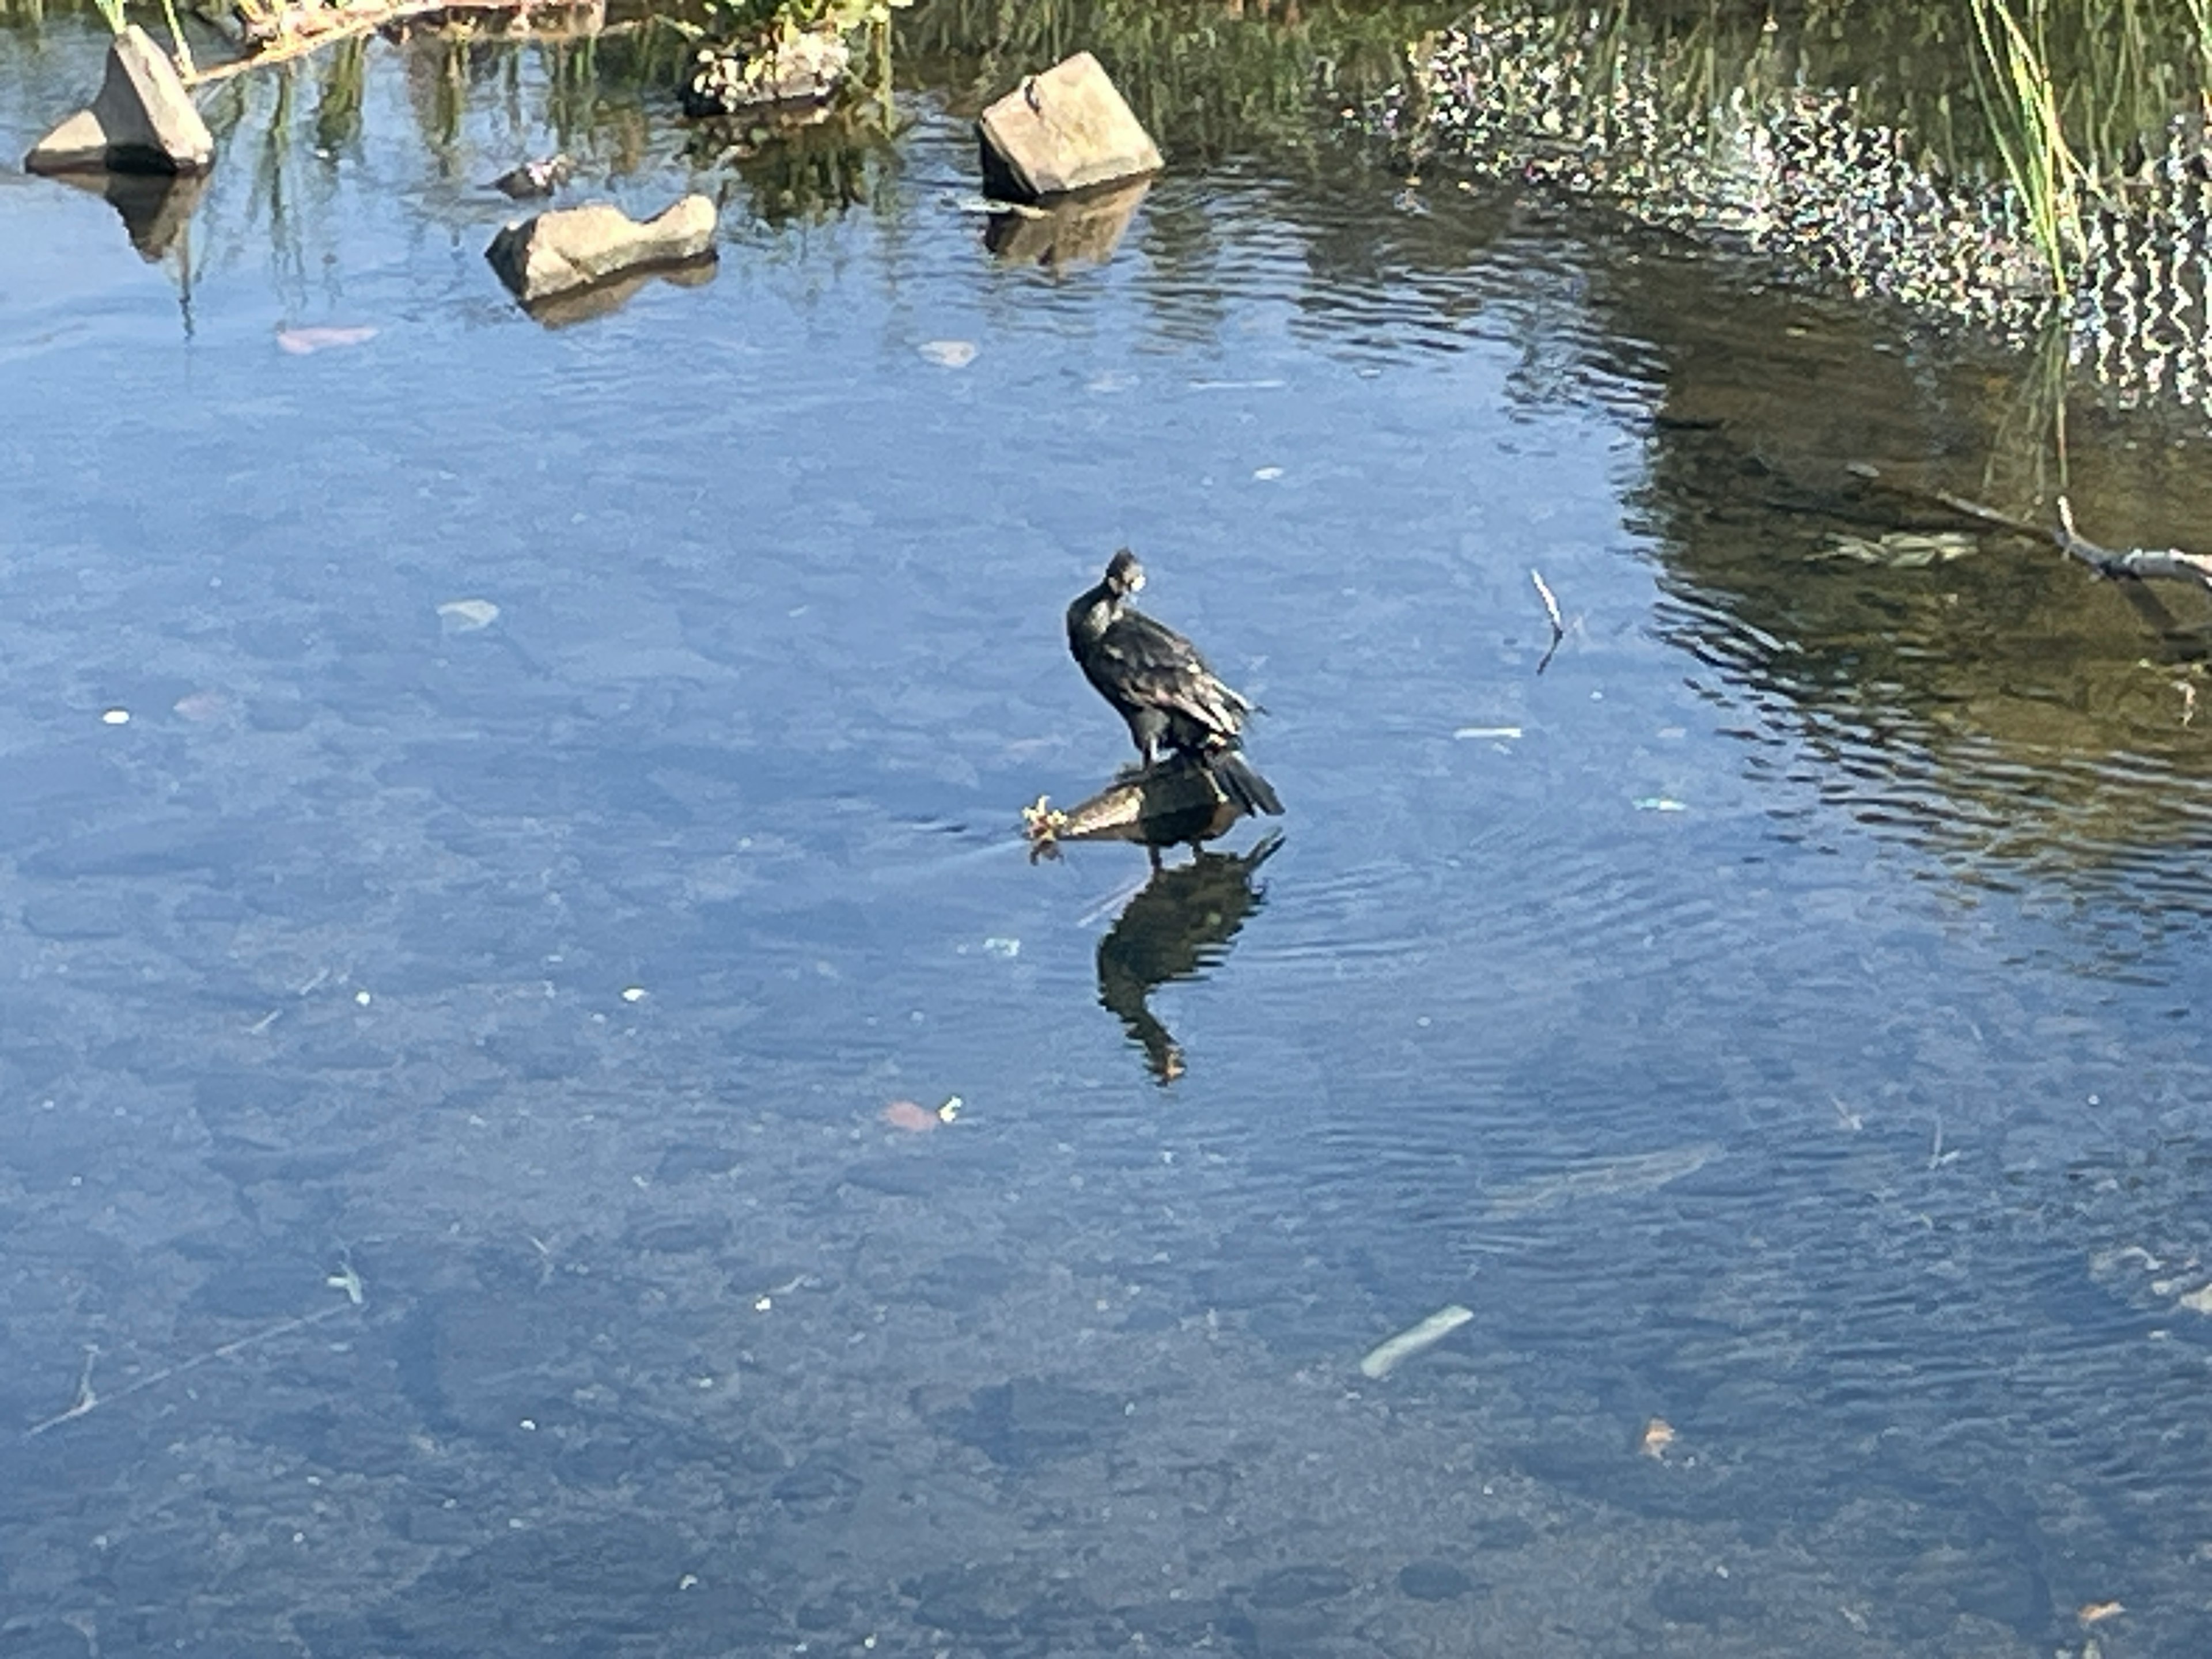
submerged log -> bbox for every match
[1024,753,1250,856]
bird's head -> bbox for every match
[1105,548,1145,597]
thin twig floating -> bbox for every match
[24,1298,357,1438]
[1531,568,1566,675]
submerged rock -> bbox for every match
[484,196,718,305]
[25,25,213,177]
[977,51,1161,202]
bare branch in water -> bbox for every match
[1850,462,2212,596]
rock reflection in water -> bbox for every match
[1096,832,1281,1084]
[52,165,206,260]
[985,176,1151,270]
[518,253,718,328]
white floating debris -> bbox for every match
[1252,465,1284,481]
[437,598,501,634]
[1453,725,1522,741]
[919,339,978,368]
[277,324,378,356]
[354,990,372,1006]
[1633,797,1688,812]
[620,986,646,1003]
[100,708,130,726]
[1359,1304,1474,1379]
[982,937,1021,959]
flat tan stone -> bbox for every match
[484,195,718,304]
[26,26,213,176]
[977,51,1161,202]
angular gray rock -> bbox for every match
[977,51,1162,202]
[25,26,214,177]
[484,195,718,304]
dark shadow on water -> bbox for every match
[1096,831,1281,1084]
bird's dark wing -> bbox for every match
[1098,608,1256,741]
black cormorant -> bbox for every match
[1066,549,1283,816]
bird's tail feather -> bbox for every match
[1209,750,1284,816]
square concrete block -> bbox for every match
[978,51,1162,202]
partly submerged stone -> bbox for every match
[25,26,213,177]
[977,51,1161,202]
[484,195,718,305]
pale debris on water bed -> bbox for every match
[1359,1304,1474,1379]
[882,1096,963,1133]
[1816,529,1979,568]
[1483,1142,1721,1218]
[437,598,501,634]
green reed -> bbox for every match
[1969,0,2081,298]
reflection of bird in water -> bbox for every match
[1066,549,1283,817]
[1096,832,1281,1083]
